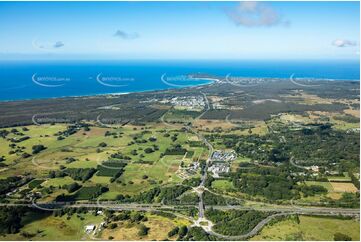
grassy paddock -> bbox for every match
[251,215,360,241]
[2,212,103,241]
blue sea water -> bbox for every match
[0,60,359,101]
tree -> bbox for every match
[66,182,81,193]
[144,147,154,154]
[109,223,118,229]
[167,227,179,237]
[178,225,188,238]
[32,144,46,154]
[0,207,26,234]
[149,137,157,142]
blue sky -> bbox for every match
[0,1,359,60]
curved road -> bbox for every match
[207,212,292,240]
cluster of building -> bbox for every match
[208,163,230,178]
[208,150,237,178]
[159,96,205,110]
[177,161,200,179]
[211,150,237,162]
[187,161,200,174]
[85,216,105,234]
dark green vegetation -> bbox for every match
[226,164,298,201]
[49,168,97,182]
[334,232,352,241]
[182,227,215,241]
[285,127,359,167]
[96,161,127,182]
[28,179,45,189]
[56,185,109,201]
[115,185,191,205]
[0,176,32,197]
[205,208,270,236]
[203,191,241,205]
[0,207,28,234]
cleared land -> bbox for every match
[98,213,190,241]
[330,182,358,193]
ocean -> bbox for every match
[0,60,359,101]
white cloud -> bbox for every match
[226,1,289,27]
[53,41,64,48]
[113,30,139,40]
[32,39,65,50]
[332,39,357,47]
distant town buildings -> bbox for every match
[160,96,205,110]
[142,95,205,110]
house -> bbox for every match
[310,165,319,172]
[85,225,96,233]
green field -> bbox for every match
[251,215,360,241]
[42,177,76,188]
[2,212,104,241]
[211,180,234,191]
[327,173,352,182]
[96,161,127,177]
[73,186,104,200]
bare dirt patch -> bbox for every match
[193,119,235,130]
[344,108,360,118]
[330,182,358,193]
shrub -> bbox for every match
[137,224,149,236]
[334,233,352,241]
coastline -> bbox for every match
[0,76,359,103]
[0,78,216,103]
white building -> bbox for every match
[85,225,96,233]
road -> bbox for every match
[183,91,213,221]
[1,199,358,241]
[289,156,311,170]
[159,91,213,222]
[2,202,358,216]
[186,117,214,228]
[195,91,210,120]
